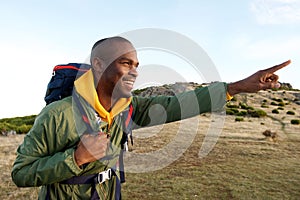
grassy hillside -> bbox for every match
[0,87,299,199]
[0,115,36,135]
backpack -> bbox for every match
[44,63,91,105]
[44,63,133,183]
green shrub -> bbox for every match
[272,98,283,102]
[247,106,254,110]
[262,99,268,103]
[278,102,285,107]
[16,124,32,134]
[272,109,279,114]
[132,88,147,95]
[237,110,248,116]
[0,115,36,126]
[261,103,269,108]
[235,117,244,122]
[226,108,239,115]
[0,122,18,132]
[278,107,284,110]
[231,96,237,102]
[239,102,254,110]
[248,109,267,118]
[226,104,239,109]
[271,102,278,106]
[239,102,248,109]
[256,109,267,117]
[226,110,235,115]
[287,111,295,115]
[0,122,13,132]
[0,115,36,134]
[291,119,300,125]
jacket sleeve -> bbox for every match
[131,82,227,128]
[11,103,83,187]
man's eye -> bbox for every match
[122,62,130,66]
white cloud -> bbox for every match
[250,0,300,24]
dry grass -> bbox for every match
[1,90,300,199]
[122,114,300,200]
[0,135,39,200]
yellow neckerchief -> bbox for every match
[226,92,233,101]
[74,69,132,126]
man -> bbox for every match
[11,36,290,199]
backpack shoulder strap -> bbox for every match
[119,103,134,183]
[73,93,94,134]
[123,103,134,145]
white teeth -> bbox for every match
[125,80,134,83]
[124,80,134,85]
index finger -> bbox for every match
[264,60,291,73]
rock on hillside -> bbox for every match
[132,82,206,97]
[280,82,293,90]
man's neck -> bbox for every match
[96,88,118,112]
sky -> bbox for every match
[0,0,299,118]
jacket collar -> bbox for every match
[74,69,132,125]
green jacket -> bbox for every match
[11,82,227,199]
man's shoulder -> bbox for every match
[39,96,73,117]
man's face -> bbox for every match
[99,46,139,99]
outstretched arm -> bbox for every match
[227,60,291,96]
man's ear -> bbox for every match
[91,57,105,83]
[92,57,104,74]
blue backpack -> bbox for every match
[44,63,91,105]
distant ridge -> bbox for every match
[133,81,298,97]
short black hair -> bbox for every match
[90,36,132,64]
[91,38,109,51]
[91,36,131,51]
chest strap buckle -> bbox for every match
[97,168,112,184]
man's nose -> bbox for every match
[129,66,138,78]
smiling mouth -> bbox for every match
[123,79,135,87]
